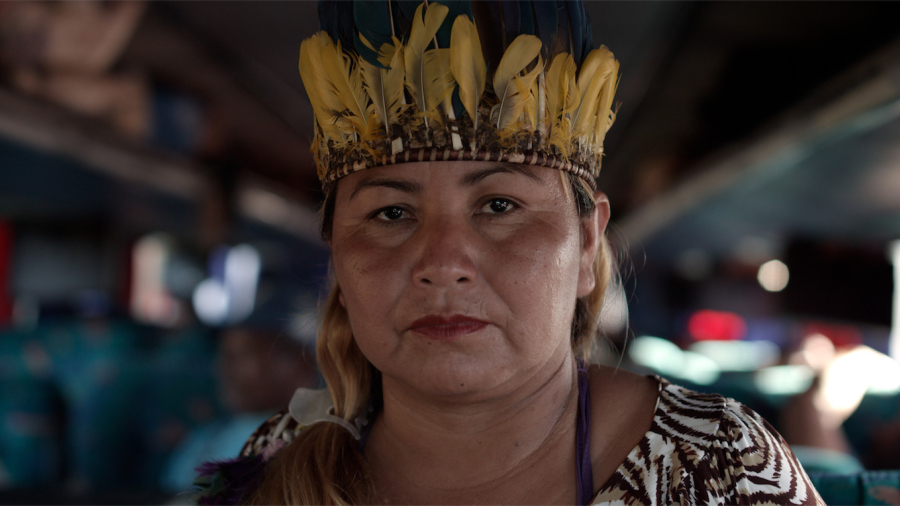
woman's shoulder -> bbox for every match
[651,376,783,450]
[662,378,824,503]
[652,376,733,443]
[592,373,825,505]
[587,365,748,444]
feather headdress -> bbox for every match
[301,0,619,189]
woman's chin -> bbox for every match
[381,356,517,400]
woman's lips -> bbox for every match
[408,315,489,340]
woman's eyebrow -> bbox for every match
[460,164,542,186]
[349,177,423,201]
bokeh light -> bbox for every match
[758,259,789,292]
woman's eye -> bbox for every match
[374,206,407,221]
[482,198,515,214]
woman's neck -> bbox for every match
[365,355,579,505]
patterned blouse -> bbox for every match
[591,377,824,505]
[196,376,825,505]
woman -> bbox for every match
[195,1,824,504]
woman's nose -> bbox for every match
[412,215,478,288]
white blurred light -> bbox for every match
[630,336,684,374]
[224,244,261,323]
[807,346,900,427]
[629,335,720,385]
[889,240,900,360]
[240,187,290,226]
[131,233,181,327]
[757,259,789,292]
[818,348,872,417]
[867,351,900,395]
[689,340,780,372]
[822,346,900,401]
[680,352,721,385]
[193,278,229,326]
[754,365,815,396]
[799,333,836,372]
[192,244,262,326]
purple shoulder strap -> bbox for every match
[575,360,593,506]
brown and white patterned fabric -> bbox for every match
[237,376,824,505]
[592,377,824,505]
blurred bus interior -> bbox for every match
[2,1,900,503]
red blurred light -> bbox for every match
[801,322,863,349]
[688,310,747,341]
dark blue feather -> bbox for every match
[318,1,355,52]
[354,1,396,66]
[579,1,594,61]
[499,1,520,48]
[433,0,473,48]
[470,1,503,69]
[395,0,420,37]
[532,1,559,61]
[564,0,583,65]
[451,88,465,122]
[555,1,571,60]
[518,1,535,40]
[354,32,384,68]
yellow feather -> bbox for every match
[320,40,369,135]
[298,32,343,140]
[545,54,564,124]
[536,73,547,136]
[562,73,579,121]
[493,35,541,129]
[549,118,570,157]
[360,107,384,147]
[592,58,620,151]
[498,56,542,133]
[378,36,403,68]
[360,59,387,135]
[404,2,449,119]
[493,35,541,105]
[423,48,455,123]
[545,53,575,140]
[358,32,377,53]
[361,44,405,135]
[449,15,486,130]
[526,76,539,131]
[571,47,615,139]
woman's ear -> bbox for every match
[577,191,610,298]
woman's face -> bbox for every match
[330,161,606,399]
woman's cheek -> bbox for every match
[487,219,581,304]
